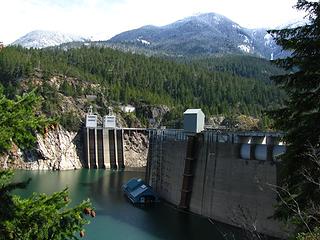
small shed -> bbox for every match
[183,109,205,133]
[85,114,97,128]
[122,178,159,204]
[103,115,116,128]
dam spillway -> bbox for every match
[84,127,149,169]
[84,128,125,169]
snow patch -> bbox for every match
[11,30,89,49]
[264,33,274,46]
[242,35,250,44]
[173,13,224,27]
[232,24,241,29]
[213,15,221,23]
[275,18,309,30]
[238,44,251,53]
[198,14,222,25]
[136,37,150,45]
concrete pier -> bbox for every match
[89,129,97,168]
[97,129,104,168]
[116,130,125,169]
[102,129,110,169]
[84,128,126,170]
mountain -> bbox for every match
[107,13,282,59]
[275,18,309,30]
[11,30,90,49]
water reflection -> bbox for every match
[13,169,240,240]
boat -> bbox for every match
[122,178,160,204]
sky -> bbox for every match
[0,0,308,45]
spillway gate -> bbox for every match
[84,127,126,169]
[84,127,149,169]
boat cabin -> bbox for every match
[122,178,159,204]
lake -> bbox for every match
[13,169,242,240]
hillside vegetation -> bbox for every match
[185,55,284,82]
[0,46,284,129]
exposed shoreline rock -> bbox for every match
[0,125,83,170]
[0,126,150,171]
[123,132,149,168]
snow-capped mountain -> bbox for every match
[274,18,309,30]
[13,13,304,58]
[107,13,286,59]
[11,30,90,49]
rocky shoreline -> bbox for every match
[0,125,149,171]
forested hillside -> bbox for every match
[185,55,285,82]
[0,46,284,128]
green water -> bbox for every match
[13,169,240,240]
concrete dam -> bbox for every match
[83,110,286,238]
[145,129,286,238]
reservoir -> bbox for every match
[13,169,241,240]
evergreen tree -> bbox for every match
[0,40,285,126]
[0,90,94,239]
[0,89,49,152]
[0,170,93,240]
[268,0,320,234]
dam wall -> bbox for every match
[146,130,286,238]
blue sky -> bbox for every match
[1,0,306,44]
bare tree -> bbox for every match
[268,142,320,238]
[230,204,269,240]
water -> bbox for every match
[13,169,241,240]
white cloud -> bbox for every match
[0,0,307,45]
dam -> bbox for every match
[83,110,286,238]
[145,129,286,238]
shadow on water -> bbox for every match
[87,170,241,240]
[13,169,244,240]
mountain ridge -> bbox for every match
[11,30,90,49]
[10,12,296,58]
[106,12,282,59]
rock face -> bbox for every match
[123,132,149,168]
[30,125,83,170]
[0,125,83,170]
[136,104,169,128]
[0,124,150,170]
[207,115,261,131]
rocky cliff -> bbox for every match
[0,125,83,170]
[123,132,149,168]
[0,125,150,170]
